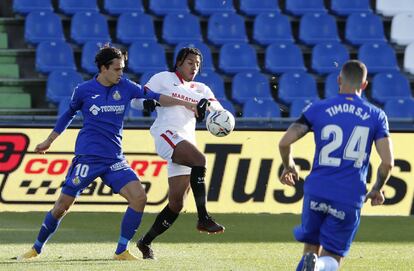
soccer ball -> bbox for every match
[206,110,235,137]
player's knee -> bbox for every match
[169,200,184,213]
[51,204,69,219]
[129,192,147,209]
[193,153,206,167]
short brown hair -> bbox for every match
[340,60,367,88]
[95,44,128,71]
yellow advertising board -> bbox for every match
[0,128,413,215]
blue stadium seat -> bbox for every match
[128,41,168,75]
[358,43,399,74]
[383,98,414,119]
[195,71,226,99]
[324,71,340,98]
[149,0,190,16]
[218,42,259,75]
[331,0,372,16]
[24,11,65,45]
[285,0,326,16]
[207,12,248,46]
[129,106,144,118]
[59,0,99,16]
[71,12,111,45]
[36,41,76,74]
[46,70,83,104]
[312,42,349,75]
[253,12,294,46]
[194,0,235,16]
[162,13,202,45]
[139,71,160,86]
[345,13,386,45]
[13,0,53,15]
[278,72,319,105]
[239,0,280,16]
[117,13,156,45]
[243,98,281,118]
[217,99,236,116]
[231,71,272,105]
[299,13,340,45]
[81,41,110,74]
[265,43,306,74]
[372,72,412,104]
[289,98,316,118]
[175,41,215,71]
[103,0,143,16]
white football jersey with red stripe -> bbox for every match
[146,71,222,139]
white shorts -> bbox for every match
[152,129,193,177]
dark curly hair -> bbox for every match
[174,47,203,71]
[95,44,128,72]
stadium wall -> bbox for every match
[0,127,413,216]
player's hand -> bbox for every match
[143,99,160,113]
[365,189,385,206]
[35,140,52,154]
[279,166,299,186]
[196,98,210,123]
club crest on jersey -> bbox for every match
[72,176,81,185]
[112,90,121,101]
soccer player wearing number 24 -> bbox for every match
[17,45,197,261]
[131,47,225,260]
[278,60,394,271]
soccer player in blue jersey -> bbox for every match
[278,60,394,271]
[17,45,198,261]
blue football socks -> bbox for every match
[115,207,143,255]
[33,211,60,254]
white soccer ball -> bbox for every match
[206,110,235,137]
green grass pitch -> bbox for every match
[1,212,413,270]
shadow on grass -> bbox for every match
[1,212,413,244]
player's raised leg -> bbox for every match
[172,140,224,234]
[17,193,75,260]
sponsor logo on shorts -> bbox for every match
[310,200,345,220]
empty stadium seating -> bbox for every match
[149,0,190,16]
[253,12,294,46]
[196,71,226,100]
[376,0,414,17]
[383,98,414,118]
[391,13,414,46]
[243,98,281,118]
[46,70,83,104]
[324,71,340,98]
[194,0,235,16]
[330,0,372,16]
[278,72,319,105]
[219,42,259,75]
[36,41,76,74]
[207,12,248,46]
[175,41,215,71]
[162,13,202,45]
[116,12,156,44]
[128,41,168,74]
[345,13,386,45]
[285,0,326,16]
[299,13,340,45]
[24,11,65,45]
[71,11,111,45]
[404,43,414,75]
[239,0,280,16]
[265,43,306,74]
[312,42,349,75]
[371,72,412,104]
[103,0,143,16]
[13,0,53,15]
[59,0,99,16]
[81,41,110,74]
[231,71,272,105]
[358,42,399,74]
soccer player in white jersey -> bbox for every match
[278,60,394,271]
[131,47,225,259]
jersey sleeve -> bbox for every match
[125,78,161,101]
[374,110,390,140]
[297,102,314,129]
[53,86,82,134]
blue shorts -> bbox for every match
[62,155,139,197]
[294,194,361,257]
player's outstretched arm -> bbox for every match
[366,137,394,206]
[35,131,60,154]
[278,122,309,186]
[158,94,198,116]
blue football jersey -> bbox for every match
[302,94,389,207]
[54,76,160,159]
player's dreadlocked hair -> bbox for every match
[174,47,203,71]
[95,43,128,72]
